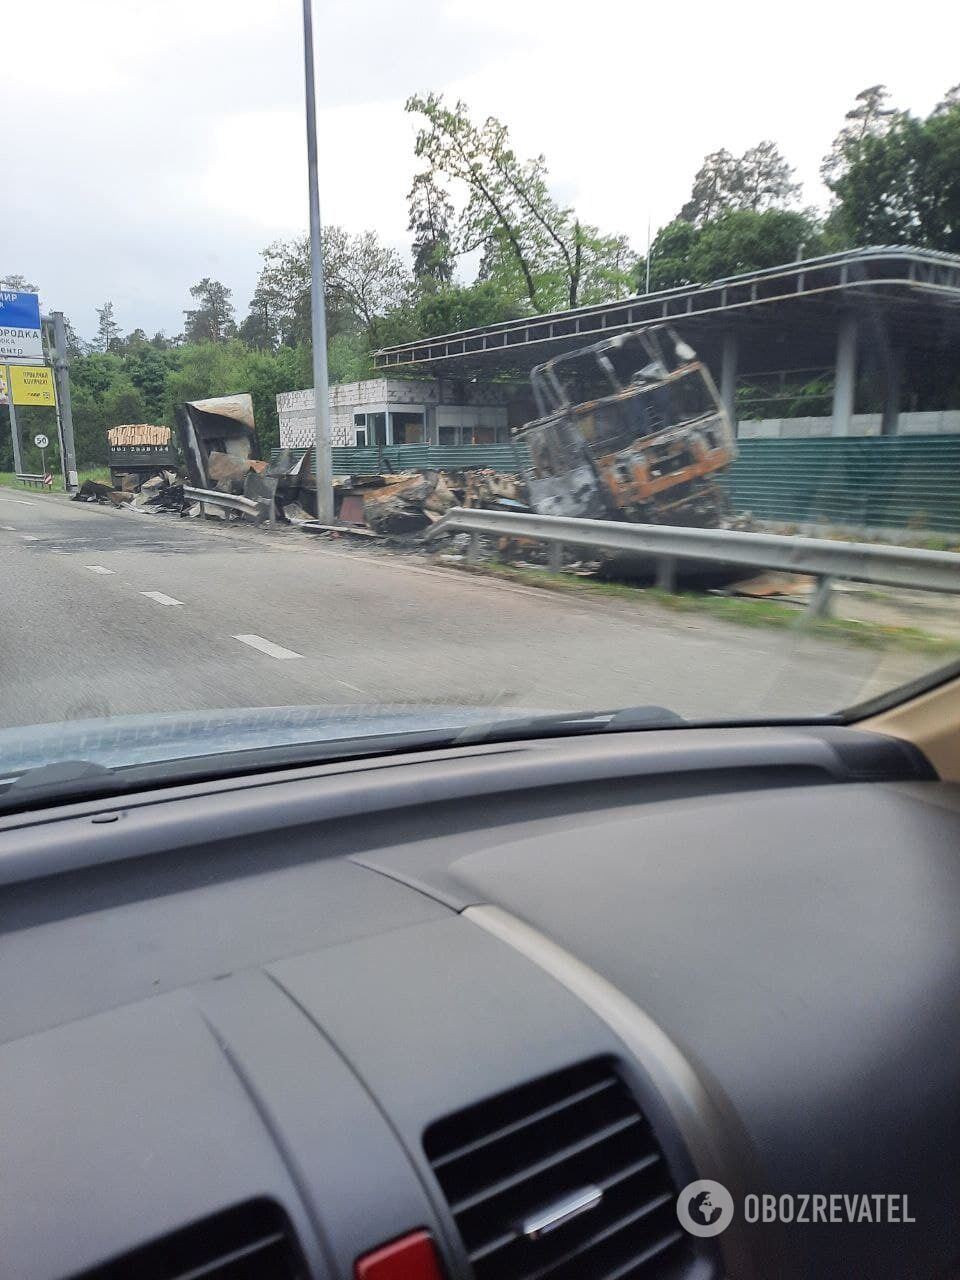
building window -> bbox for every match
[354,413,366,427]
[367,412,387,445]
[355,430,367,447]
[392,411,425,444]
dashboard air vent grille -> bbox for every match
[424,1059,697,1280]
[73,1200,307,1280]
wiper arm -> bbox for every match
[455,704,685,745]
[1,759,120,803]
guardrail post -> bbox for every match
[808,574,834,617]
[548,540,564,572]
[656,556,677,593]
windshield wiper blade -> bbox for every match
[455,704,686,745]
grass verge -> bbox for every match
[0,467,111,493]
[445,559,960,657]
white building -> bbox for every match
[277,378,512,449]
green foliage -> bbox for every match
[680,142,800,226]
[248,227,411,348]
[827,96,960,253]
[406,93,635,310]
[821,84,896,185]
[183,278,236,344]
[328,332,374,384]
[643,220,700,290]
[102,378,147,428]
[415,281,520,335]
[94,300,123,353]
[408,171,455,284]
[687,209,822,280]
[644,209,821,291]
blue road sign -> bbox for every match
[0,290,43,363]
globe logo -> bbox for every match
[676,1179,735,1237]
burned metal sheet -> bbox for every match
[177,393,260,490]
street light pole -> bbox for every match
[301,0,334,522]
[50,313,78,492]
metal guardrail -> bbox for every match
[15,472,53,489]
[182,486,269,521]
[432,507,960,615]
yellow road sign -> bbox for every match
[10,365,56,407]
[0,367,8,405]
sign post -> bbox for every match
[50,313,78,492]
[34,433,49,479]
[3,366,24,474]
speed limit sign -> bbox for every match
[34,433,49,449]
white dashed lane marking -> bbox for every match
[233,634,302,661]
[0,524,14,531]
[19,534,38,541]
[140,591,183,607]
[85,565,115,575]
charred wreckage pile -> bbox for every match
[71,394,531,533]
[72,327,738,561]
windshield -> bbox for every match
[1,1,959,793]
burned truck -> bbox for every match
[516,327,735,527]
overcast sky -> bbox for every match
[3,0,957,340]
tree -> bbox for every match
[680,143,799,225]
[0,273,38,292]
[94,301,123,353]
[102,378,147,428]
[687,209,823,281]
[406,93,634,311]
[183,278,236,344]
[59,315,86,357]
[125,343,171,419]
[249,227,411,348]
[821,85,896,184]
[415,281,520,337]
[324,227,412,333]
[642,220,701,290]
[827,95,960,252]
[642,209,824,292]
[680,150,739,225]
[408,171,455,284]
[736,142,801,212]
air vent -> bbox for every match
[74,1200,307,1280]
[424,1060,699,1280]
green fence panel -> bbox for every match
[729,436,960,534]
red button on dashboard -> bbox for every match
[354,1230,445,1280]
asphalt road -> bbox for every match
[0,488,942,733]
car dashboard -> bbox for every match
[0,725,958,1280]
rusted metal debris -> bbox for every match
[72,479,135,507]
[333,467,529,535]
[515,325,736,528]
